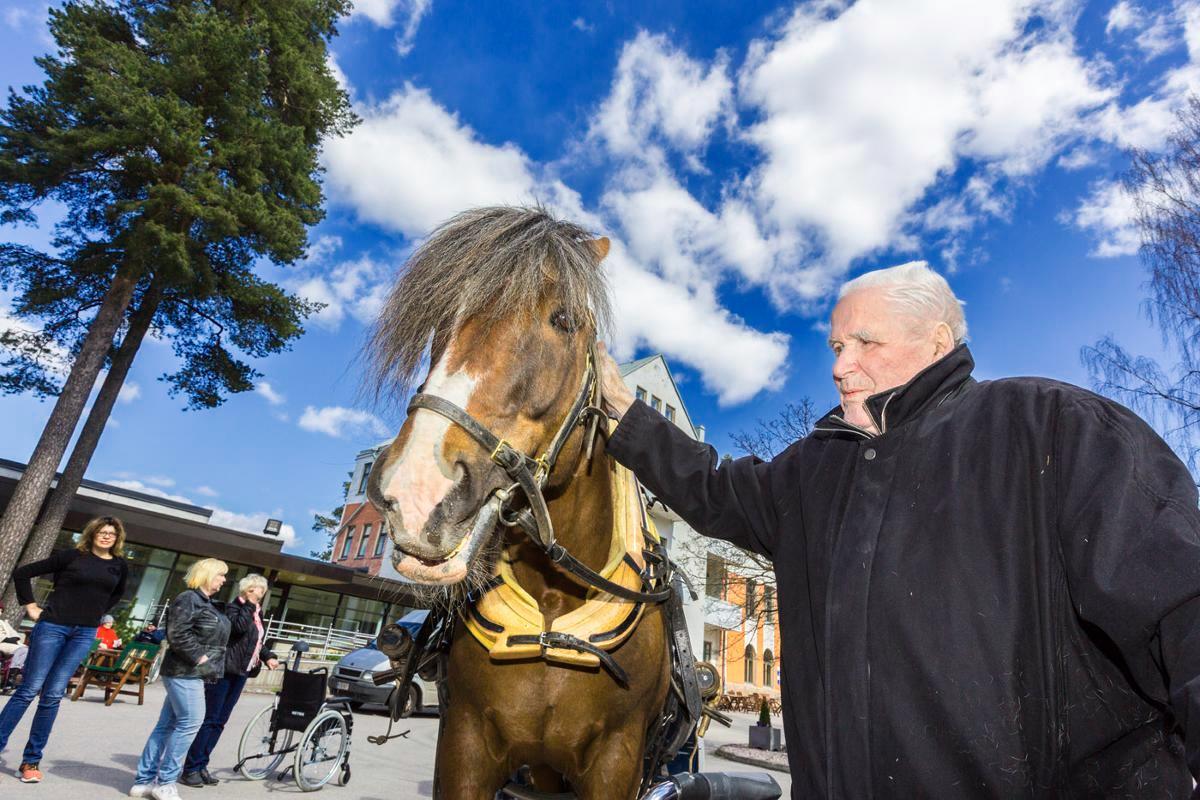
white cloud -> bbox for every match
[194,485,219,497]
[572,18,594,33]
[117,381,140,404]
[107,479,195,505]
[738,0,1111,283]
[603,243,790,406]
[590,31,733,169]
[290,255,393,330]
[255,382,286,406]
[323,85,536,238]
[299,406,392,439]
[1070,180,1141,257]
[209,508,299,550]
[1106,1,1140,34]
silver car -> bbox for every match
[327,616,440,716]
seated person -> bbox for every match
[0,604,29,686]
[95,614,123,649]
[133,623,166,645]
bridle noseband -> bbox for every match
[404,343,671,604]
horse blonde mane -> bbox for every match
[365,206,613,402]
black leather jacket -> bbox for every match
[160,589,231,682]
[223,597,277,678]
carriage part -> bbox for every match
[643,772,782,800]
[694,662,721,701]
[376,622,414,661]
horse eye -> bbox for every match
[550,309,576,333]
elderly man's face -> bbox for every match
[829,287,948,432]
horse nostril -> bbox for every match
[382,495,401,515]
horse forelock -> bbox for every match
[365,205,612,405]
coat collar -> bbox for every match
[815,344,977,438]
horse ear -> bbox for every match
[588,237,611,262]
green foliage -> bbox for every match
[758,695,771,727]
[0,0,356,407]
[310,473,350,559]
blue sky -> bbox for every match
[0,0,1190,554]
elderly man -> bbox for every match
[598,262,1200,798]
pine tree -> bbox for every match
[0,0,356,615]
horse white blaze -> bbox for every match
[382,353,477,540]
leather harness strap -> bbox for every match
[506,631,631,688]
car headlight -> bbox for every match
[360,671,373,681]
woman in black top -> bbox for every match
[0,515,129,783]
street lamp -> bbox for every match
[263,518,283,537]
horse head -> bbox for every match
[365,206,611,590]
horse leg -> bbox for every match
[570,731,645,800]
[433,711,510,800]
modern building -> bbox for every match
[0,458,422,639]
[329,355,782,698]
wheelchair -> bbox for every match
[234,641,355,791]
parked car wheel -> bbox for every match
[349,700,365,712]
[398,684,419,719]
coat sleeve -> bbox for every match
[12,549,73,606]
[607,400,781,558]
[1054,395,1200,787]
[166,593,206,666]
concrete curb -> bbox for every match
[713,744,790,774]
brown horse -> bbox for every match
[365,207,672,799]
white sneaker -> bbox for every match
[150,785,179,800]
[129,785,155,798]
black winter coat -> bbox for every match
[160,589,231,683]
[608,346,1200,799]
[222,597,277,678]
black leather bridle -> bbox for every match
[403,343,671,604]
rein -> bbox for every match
[404,343,670,605]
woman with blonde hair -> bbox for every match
[130,558,231,800]
[0,515,129,784]
[181,573,279,787]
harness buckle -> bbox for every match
[532,454,551,481]
[490,439,513,465]
[537,631,554,649]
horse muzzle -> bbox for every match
[389,497,501,585]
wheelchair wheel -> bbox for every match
[238,703,293,781]
[295,708,350,791]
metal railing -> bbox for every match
[261,618,375,659]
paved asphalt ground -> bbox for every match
[0,684,790,798]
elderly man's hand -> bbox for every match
[596,342,635,419]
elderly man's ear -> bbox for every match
[933,322,954,358]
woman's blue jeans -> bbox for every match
[135,676,205,785]
[0,620,98,764]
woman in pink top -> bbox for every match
[180,574,278,787]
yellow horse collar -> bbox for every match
[463,460,662,677]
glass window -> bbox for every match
[665,404,676,423]
[702,640,712,663]
[764,650,775,687]
[744,646,756,684]
[337,595,388,635]
[705,555,724,599]
[374,524,388,557]
[280,585,341,630]
[746,579,758,617]
[635,386,647,403]
[356,524,371,558]
[358,462,373,495]
[650,395,662,412]
[764,587,775,624]
[339,527,355,560]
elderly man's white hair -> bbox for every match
[838,261,968,345]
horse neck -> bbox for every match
[506,438,615,616]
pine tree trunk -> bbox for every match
[0,281,161,624]
[0,270,139,617]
